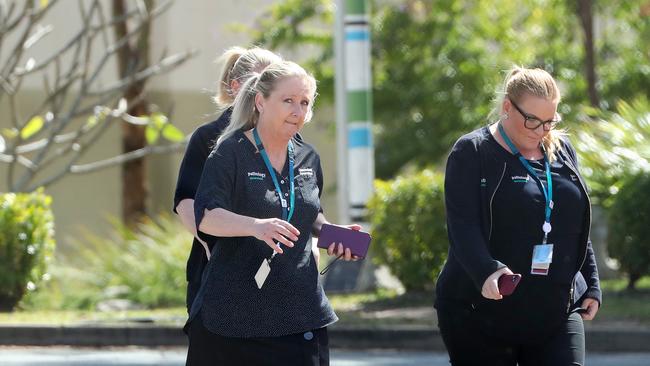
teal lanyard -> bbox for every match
[498,124,554,243]
[252,128,295,223]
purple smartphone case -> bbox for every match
[317,224,372,258]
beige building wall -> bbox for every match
[1,1,340,251]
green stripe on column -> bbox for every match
[346,90,372,122]
[345,0,367,15]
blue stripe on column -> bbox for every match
[345,31,369,41]
[348,126,372,148]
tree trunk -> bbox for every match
[627,272,640,291]
[112,0,153,226]
[0,287,23,312]
[576,0,599,107]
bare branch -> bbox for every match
[16,3,106,185]
[7,90,19,127]
[0,1,28,35]
[1,0,56,79]
[0,153,36,170]
[15,88,149,174]
[87,49,197,96]
[23,110,120,191]
[22,24,53,50]
[24,139,186,192]
[0,74,14,93]
[0,3,34,90]
[69,140,186,175]
[120,112,150,125]
[1,0,195,192]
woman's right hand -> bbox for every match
[252,218,300,254]
[481,267,513,300]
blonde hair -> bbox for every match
[216,61,317,148]
[214,47,283,107]
[491,66,565,161]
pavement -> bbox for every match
[0,321,649,353]
[1,347,649,366]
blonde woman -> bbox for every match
[174,47,282,315]
[186,61,358,365]
[435,66,601,365]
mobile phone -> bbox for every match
[316,224,372,258]
[575,307,590,314]
[498,273,522,296]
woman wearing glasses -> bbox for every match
[435,66,601,365]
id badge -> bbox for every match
[531,244,553,275]
[255,259,271,289]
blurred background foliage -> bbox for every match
[0,190,55,311]
[250,0,649,178]
[572,97,650,207]
[248,0,650,290]
[367,169,447,291]
[607,171,650,290]
[4,0,650,310]
[20,214,190,310]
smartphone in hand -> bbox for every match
[498,273,522,296]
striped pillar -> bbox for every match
[344,0,373,221]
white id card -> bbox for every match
[255,259,271,289]
[531,244,553,275]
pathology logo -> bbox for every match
[511,175,530,183]
[248,172,266,181]
[299,168,314,177]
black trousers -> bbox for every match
[436,305,585,366]
[186,314,330,366]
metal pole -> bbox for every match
[335,0,349,224]
[344,0,373,222]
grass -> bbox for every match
[330,276,650,327]
[600,276,650,292]
[328,289,435,327]
[2,277,649,327]
[0,307,187,326]
[594,277,650,324]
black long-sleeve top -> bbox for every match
[174,108,232,214]
[435,126,601,342]
[172,108,231,308]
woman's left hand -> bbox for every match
[326,224,362,262]
[578,298,600,320]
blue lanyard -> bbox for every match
[498,124,554,243]
[252,128,295,223]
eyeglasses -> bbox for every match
[509,99,562,130]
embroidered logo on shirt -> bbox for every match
[299,168,314,177]
[248,172,266,180]
[480,178,487,187]
[570,174,578,181]
[511,175,530,183]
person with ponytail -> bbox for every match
[173,47,282,315]
[435,66,601,365]
[185,61,359,365]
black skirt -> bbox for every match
[186,314,330,366]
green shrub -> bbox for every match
[572,97,650,207]
[367,169,447,292]
[608,172,650,290]
[22,214,191,310]
[0,189,55,311]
